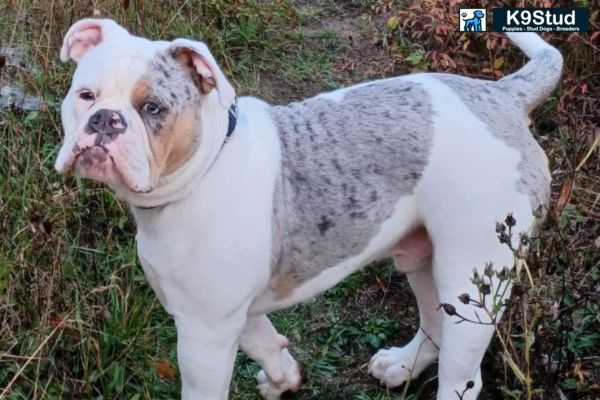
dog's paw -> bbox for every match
[256,349,301,400]
[368,347,414,388]
[368,346,436,388]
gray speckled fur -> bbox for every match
[434,73,552,208]
[269,79,433,286]
[497,49,562,112]
[133,51,201,139]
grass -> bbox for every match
[1,0,599,399]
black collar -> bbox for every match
[225,101,238,141]
[134,100,238,212]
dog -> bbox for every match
[55,18,562,400]
[463,10,485,31]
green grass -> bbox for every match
[1,1,599,399]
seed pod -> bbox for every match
[484,262,494,278]
[497,266,510,280]
[481,284,491,295]
[495,222,506,233]
[441,303,457,316]
[505,213,516,227]
[458,293,470,304]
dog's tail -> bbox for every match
[498,33,563,111]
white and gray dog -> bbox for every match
[55,18,562,400]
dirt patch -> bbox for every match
[305,13,398,84]
[256,3,398,104]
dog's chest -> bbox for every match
[135,224,192,315]
[138,252,172,311]
[132,206,208,316]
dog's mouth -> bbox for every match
[73,144,110,166]
[70,144,122,186]
[76,148,153,194]
[65,144,151,193]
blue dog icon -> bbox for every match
[462,10,485,31]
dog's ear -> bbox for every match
[60,18,129,63]
[169,39,235,108]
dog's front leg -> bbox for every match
[175,314,246,400]
[240,315,302,399]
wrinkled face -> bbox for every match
[55,38,203,192]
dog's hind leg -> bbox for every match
[425,200,534,399]
[239,315,301,400]
[430,236,513,398]
[369,227,441,387]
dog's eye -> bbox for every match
[78,90,96,101]
[142,102,162,116]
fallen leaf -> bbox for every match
[493,57,504,69]
[553,177,573,221]
[375,276,386,292]
[154,360,176,380]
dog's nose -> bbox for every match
[86,109,127,137]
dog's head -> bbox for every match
[55,19,235,194]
